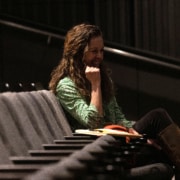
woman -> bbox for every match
[49,23,180,178]
[49,23,133,131]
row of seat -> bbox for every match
[0,90,174,179]
[0,90,73,179]
[0,82,44,92]
[25,135,173,180]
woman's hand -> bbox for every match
[125,128,139,143]
[85,66,103,116]
[128,128,140,135]
[129,128,162,150]
[85,66,101,87]
[147,139,162,150]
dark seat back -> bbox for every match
[0,90,72,164]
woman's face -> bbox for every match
[83,36,104,67]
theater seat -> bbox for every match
[0,82,44,92]
[0,90,175,180]
[24,135,174,180]
[0,90,73,160]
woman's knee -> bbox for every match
[150,108,173,124]
[149,108,167,115]
[133,108,173,137]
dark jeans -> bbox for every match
[132,108,173,167]
[133,108,173,139]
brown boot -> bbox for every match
[158,123,180,179]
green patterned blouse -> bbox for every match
[56,77,133,131]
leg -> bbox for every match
[133,108,180,179]
[158,123,180,180]
[133,108,173,139]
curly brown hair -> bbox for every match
[49,23,114,104]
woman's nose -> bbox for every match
[96,51,103,59]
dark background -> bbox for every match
[0,0,180,125]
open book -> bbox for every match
[75,124,142,138]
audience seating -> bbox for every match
[0,90,175,179]
[0,82,44,92]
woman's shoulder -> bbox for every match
[57,77,76,90]
[56,77,79,99]
[59,77,74,85]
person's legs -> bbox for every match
[133,108,180,179]
[133,108,173,139]
[158,123,180,180]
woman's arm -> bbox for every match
[109,97,134,128]
[56,77,102,129]
[85,66,103,117]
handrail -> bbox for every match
[104,47,180,71]
[0,19,65,40]
[1,19,180,71]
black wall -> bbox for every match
[0,25,61,87]
[0,0,180,125]
[0,0,180,59]
[104,51,180,126]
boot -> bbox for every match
[158,123,180,180]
